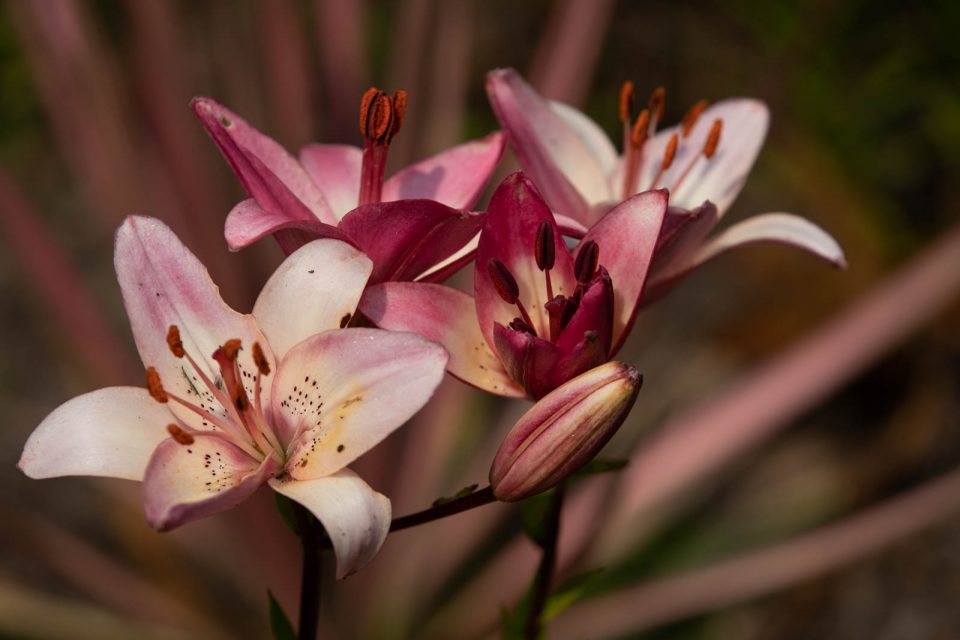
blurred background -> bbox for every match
[1,1,959,638]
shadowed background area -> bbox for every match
[1,1,959,638]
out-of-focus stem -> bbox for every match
[525,485,565,639]
[294,504,322,640]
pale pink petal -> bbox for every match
[275,328,447,477]
[548,101,619,177]
[114,216,277,430]
[252,239,373,360]
[19,387,172,481]
[225,198,347,253]
[143,435,279,531]
[358,282,524,397]
[269,470,390,578]
[475,173,577,349]
[638,99,769,215]
[299,144,362,220]
[383,132,506,209]
[579,189,668,350]
[192,97,336,224]
[339,200,483,283]
[486,69,605,224]
[692,212,847,270]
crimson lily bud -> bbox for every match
[489,361,642,501]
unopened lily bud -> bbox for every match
[489,361,642,501]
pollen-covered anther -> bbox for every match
[167,423,194,445]
[252,342,270,376]
[682,99,709,137]
[662,133,679,171]
[618,81,635,124]
[359,87,393,143]
[704,119,722,159]
[221,339,242,362]
[166,325,185,358]
[488,259,520,305]
[146,367,168,403]
[574,240,600,285]
[390,90,408,139]
[534,221,555,272]
[648,86,665,123]
[630,110,650,147]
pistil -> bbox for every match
[358,87,407,206]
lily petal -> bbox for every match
[298,144,363,220]
[383,132,506,209]
[475,173,576,348]
[252,239,373,360]
[486,69,608,223]
[548,101,620,178]
[276,328,447,476]
[225,198,347,254]
[19,387,172,481]
[191,97,335,224]
[339,200,484,283]
[358,282,524,397]
[115,216,276,430]
[143,435,279,531]
[269,470,390,579]
[639,99,769,215]
[693,212,847,270]
[579,190,668,350]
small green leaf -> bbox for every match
[520,489,557,548]
[274,493,299,535]
[543,568,605,621]
[267,591,296,640]
[572,458,628,478]
[432,483,479,507]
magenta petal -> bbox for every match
[143,435,279,531]
[299,144,363,220]
[225,198,348,254]
[358,282,524,397]
[554,270,614,356]
[383,132,506,210]
[339,199,484,283]
[486,69,605,224]
[475,173,576,350]
[492,323,570,399]
[191,97,335,224]
[579,189,668,351]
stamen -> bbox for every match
[221,338,242,361]
[167,423,195,445]
[704,119,722,159]
[358,86,406,205]
[534,222,555,272]
[574,241,600,285]
[146,367,168,403]
[649,132,679,188]
[630,109,650,148]
[359,88,393,143]
[623,109,651,198]
[166,325,185,358]
[508,317,536,335]
[252,342,270,376]
[618,81,634,124]
[682,99,709,137]
[487,259,520,305]
[648,86,665,130]
[390,90,407,141]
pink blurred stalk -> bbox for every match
[596,222,960,559]
[256,0,316,148]
[385,0,433,166]
[0,167,137,385]
[554,465,960,638]
[528,0,616,104]
[314,0,369,141]
[420,0,474,155]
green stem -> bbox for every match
[294,504,322,640]
[525,485,565,639]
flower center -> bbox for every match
[618,83,723,199]
[487,226,605,344]
[357,86,408,206]
[145,326,283,463]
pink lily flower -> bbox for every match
[192,89,505,283]
[359,172,666,400]
[485,68,845,299]
[19,217,447,578]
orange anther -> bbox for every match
[252,342,270,376]
[662,133,679,170]
[630,110,650,147]
[166,325,185,358]
[146,367,168,403]
[619,81,635,123]
[167,423,194,445]
[681,99,709,137]
[704,119,722,159]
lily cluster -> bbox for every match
[19,68,845,576]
